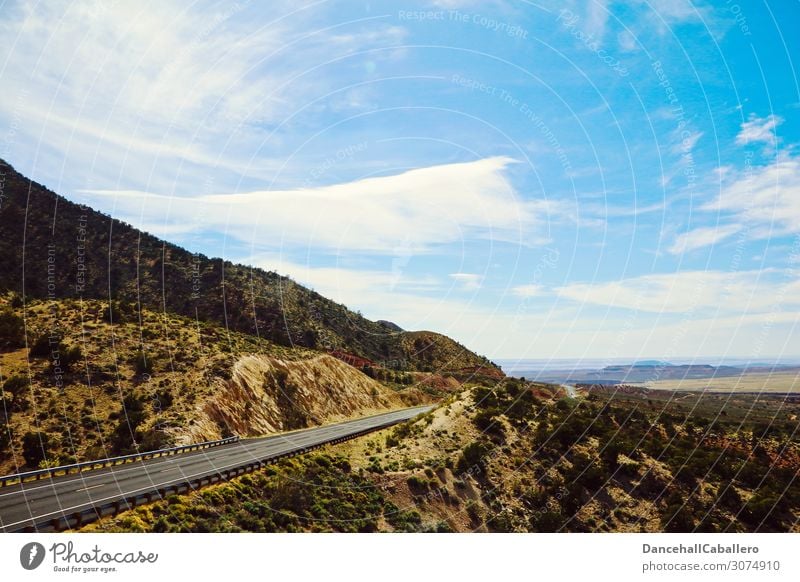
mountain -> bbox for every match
[522,362,747,384]
[0,158,500,377]
[598,364,744,381]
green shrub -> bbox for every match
[473,409,505,440]
[407,474,429,491]
[0,420,11,451]
[111,395,148,453]
[716,483,743,511]
[744,490,781,526]
[133,351,154,375]
[531,510,564,532]
[22,431,50,467]
[456,440,492,475]
[2,374,29,396]
[661,503,695,532]
[57,345,83,373]
[29,334,53,357]
[0,309,24,350]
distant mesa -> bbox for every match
[631,360,672,367]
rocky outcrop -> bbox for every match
[181,354,419,441]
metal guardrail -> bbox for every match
[0,436,240,488]
[8,407,431,532]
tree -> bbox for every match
[22,431,50,467]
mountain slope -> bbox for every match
[0,158,500,375]
[0,297,426,474]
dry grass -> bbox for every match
[646,371,800,393]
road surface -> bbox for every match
[0,405,432,532]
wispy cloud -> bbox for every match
[511,284,543,298]
[665,142,800,254]
[703,154,800,238]
[247,255,441,303]
[557,270,800,314]
[449,273,483,290]
[671,129,703,155]
[586,0,610,40]
[735,114,783,146]
[668,223,741,254]
[77,157,564,254]
[0,0,405,193]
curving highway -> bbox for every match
[0,405,432,532]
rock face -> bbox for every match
[184,354,411,440]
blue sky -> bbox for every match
[1,0,799,360]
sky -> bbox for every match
[0,0,799,361]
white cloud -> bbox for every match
[247,254,504,344]
[586,0,610,40]
[511,284,543,298]
[0,2,289,132]
[617,30,638,52]
[703,155,800,238]
[666,153,800,253]
[248,255,440,303]
[631,0,710,29]
[77,157,563,253]
[736,114,783,146]
[668,223,741,254]
[557,270,800,314]
[672,129,703,155]
[449,273,483,290]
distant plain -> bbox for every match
[644,371,800,393]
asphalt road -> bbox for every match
[0,405,432,532]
